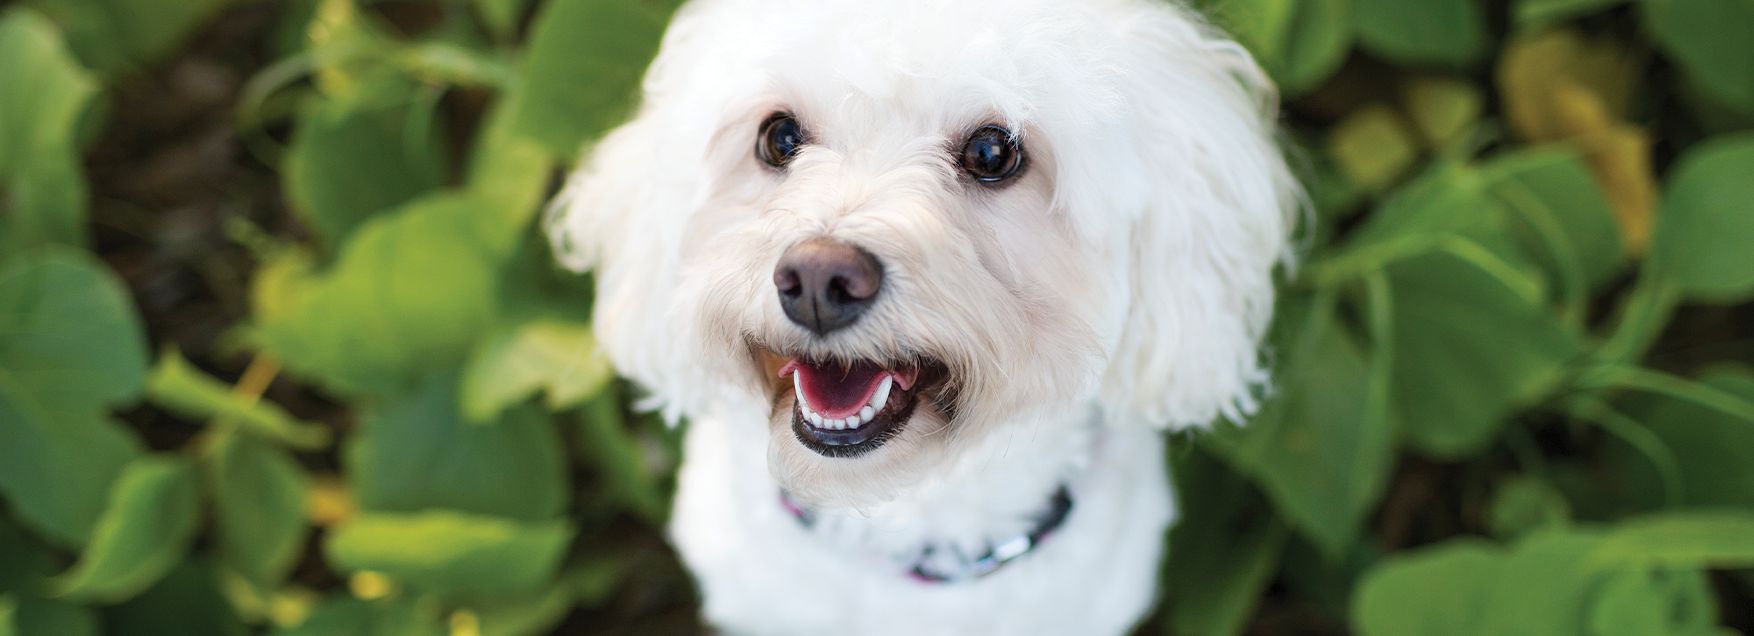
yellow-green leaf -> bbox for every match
[0,8,98,251]
[145,349,329,449]
[325,511,574,597]
[461,317,612,423]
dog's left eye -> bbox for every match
[960,125,1023,183]
[757,114,806,168]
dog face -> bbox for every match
[549,0,1298,508]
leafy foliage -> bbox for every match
[0,0,1751,633]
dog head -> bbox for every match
[548,0,1299,508]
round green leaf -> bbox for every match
[1354,539,1502,635]
[1650,132,1754,302]
[1487,476,1572,539]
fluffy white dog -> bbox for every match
[547,0,1298,632]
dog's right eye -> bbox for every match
[757,114,806,168]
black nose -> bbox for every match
[774,238,883,336]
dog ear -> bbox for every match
[1095,9,1302,430]
[544,12,724,422]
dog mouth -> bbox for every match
[755,348,950,458]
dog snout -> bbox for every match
[773,238,883,336]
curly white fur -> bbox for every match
[547,0,1298,632]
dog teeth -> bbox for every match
[868,376,893,412]
[793,371,899,431]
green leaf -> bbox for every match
[1326,163,1521,266]
[348,374,568,521]
[1161,442,1288,636]
[1650,132,1754,302]
[252,193,517,396]
[461,316,612,423]
[144,348,330,449]
[1486,476,1572,539]
[1209,291,1393,557]
[1386,251,1580,457]
[1613,367,1754,508]
[0,250,146,546]
[1403,76,1483,147]
[512,0,683,158]
[325,511,574,597]
[1199,0,1351,95]
[1326,105,1420,192]
[1592,510,1754,568]
[52,457,200,602]
[1517,0,1629,26]
[205,432,310,586]
[1482,148,1625,295]
[473,0,532,40]
[26,0,234,75]
[1588,568,1720,636]
[284,76,445,247]
[1351,0,1487,66]
[1353,539,1502,635]
[0,8,97,251]
[1643,0,1754,112]
[465,94,553,229]
[0,249,148,410]
[1355,528,1734,635]
[1356,531,1612,635]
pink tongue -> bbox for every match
[796,360,886,418]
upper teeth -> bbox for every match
[795,373,893,431]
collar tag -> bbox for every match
[779,486,1074,584]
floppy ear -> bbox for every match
[1095,7,1302,430]
[544,6,729,421]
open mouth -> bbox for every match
[757,349,948,458]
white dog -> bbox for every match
[547,0,1298,632]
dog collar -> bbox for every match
[779,485,1074,584]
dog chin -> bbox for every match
[750,344,958,508]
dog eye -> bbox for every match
[757,114,806,168]
[960,125,1023,183]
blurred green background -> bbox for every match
[1,0,1752,633]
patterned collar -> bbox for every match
[779,485,1075,584]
